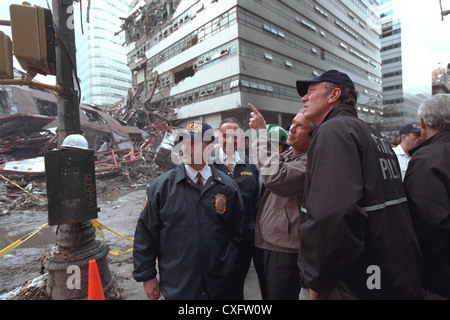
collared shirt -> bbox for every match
[218,148,241,166]
[184,164,212,185]
[393,144,410,181]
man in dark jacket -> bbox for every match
[210,117,260,300]
[133,121,244,300]
[404,94,450,300]
[296,70,423,300]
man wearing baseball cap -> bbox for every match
[133,121,244,300]
[393,122,423,181]
[296,70,423,300]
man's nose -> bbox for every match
[226,136,235,144]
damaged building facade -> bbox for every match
[0,78,142,157]
[0,70,161,176]
[122,0,383,130]
[0,70,60,162]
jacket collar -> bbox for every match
[174,163,228,186]
[308,104,358,136]
[409,130,450,156]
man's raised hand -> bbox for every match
[248,103,267,129]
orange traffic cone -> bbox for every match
[88,259,105,300]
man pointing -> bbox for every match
[248,103,311,300]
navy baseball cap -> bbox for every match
[184,121,215,143]
[296,70,357,99]
[399,122,421,135]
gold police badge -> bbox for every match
[215,194,227,215]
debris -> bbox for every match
[0,59,183,216]
[0,81,178,179]
[154,131,179,170]
[0,113,57,160]
[0,156,46,176]
[0,273,49,300]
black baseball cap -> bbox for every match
[296,70,357,99]
[399,122,421,136]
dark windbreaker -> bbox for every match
[211,153,260,231]
[298,104,423,299]
[405,130,450,299]
[133,164,244,300]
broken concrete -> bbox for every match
[0,68,181,180]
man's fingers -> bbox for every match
[248,103,261,116]
[144,279,161,300]
[148,290,160,300]
[248,103,267,129]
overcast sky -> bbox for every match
[396,0,450,68]
[1,0,449,78]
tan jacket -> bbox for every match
[253,138,307,253]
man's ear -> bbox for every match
[419,116,428,140]
[420,116,426,130]
[400,133,406,142]
[328,88,342,104]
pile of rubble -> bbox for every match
[0,179,47,216]
[0,69,185,218]
[0,274,49,300]
[1,76,182,177]
[0,159,174,216]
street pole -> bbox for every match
[45,0,115,300]
[52,0,80,144]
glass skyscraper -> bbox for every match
[74,0,131,106]
[380,0,432,137]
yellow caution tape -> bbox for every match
[0,220,134,258]
[92,219,134,243]
[109,248,134,256]
[0,174,134,257]
[91,219,134,256]
[0,174,50,258]
[0,222,49,258]
[0,173,48,205]
[92,219,107,242]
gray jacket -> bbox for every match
[252,134,307,253]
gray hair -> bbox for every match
[322,82,358,107]
[418,94,450,131]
